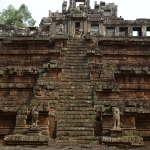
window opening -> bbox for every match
[146,27,150,36]
[133,27,142,36]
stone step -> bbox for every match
[62,47,77,51]
[31,99,58,104]
[57,114,95,119]
[59,84,92,88]
[57,117,94,122]
[63,65,88,69]
[65,57,87,60]
[58,99,93,104]
[59,92,92,96]
[65,53,87,56]
[64,57,87,60]
[68,41,85,43]
[57,130,94,137]
[64,62,88,66]
[61,75,90,79]
[61,78,91,82]
[50,139,98,146]
[59,95,92,99]
[62,68,90,74]
[63,66,89,69]
[68,39,85,42]
[60,80,91,84]
[67,43,86,45]
[57,103,93,107]
[67,40,85,42]
[67,44,86,47]
[67,42,86,45]
[57,127,94,131]
[68,40,85,43]
[59,95,92,100]
[57,107,95,111]
[66,51,87,54]
[64,58,88,61]
[61,79,91,82]
[66,48,87,51]
[57,110,95,116]
[63,63,88,66]
[64,62,88,65]
[59,86,92,90]
[61,76,90,79]
[57,136,100,141]
[76,136,100,141]
[59,88,92,92]
[62,72,89,76]
[57,120,94,129]
[67,46,86,48]
[67,40,84,42]
[62,69,90,73]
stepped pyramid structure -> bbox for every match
[0,0,150,147]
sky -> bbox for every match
[0,0,150,26]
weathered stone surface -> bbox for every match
[0,0,150,148]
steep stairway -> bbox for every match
[56,39,98,145]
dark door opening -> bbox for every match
[75,22,80,35]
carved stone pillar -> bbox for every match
[102,25,106,36]
[64,23,67,34]
[52,22,56,35]
[2,29,6,35]
[14,29,18,35]
[87,0,90,7]
[70,0,73,7]
[142,26,146,37]
[49,10,51,17]
[70,20,73,34]
[84,20,87,33]
[73,0,76,7]
[99,23,102,34]
[68,20,71,33]
[87,22,91,32]
[128,26,133,37]
[115,26,119,36]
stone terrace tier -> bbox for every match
[0,0,150,148]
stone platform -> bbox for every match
[0,145,148,150]
[4,135,49,146]
[101,136,144,147]
[27,126,41,136]
[110,128,122,137]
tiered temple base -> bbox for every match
[101,128,144,147]
[4,126,49,146]
[27,125,41,136]
[110,128,122,137]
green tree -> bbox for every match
[0,4,36,27]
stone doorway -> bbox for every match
[75,22,80,35]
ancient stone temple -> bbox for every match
[0,0,150,148]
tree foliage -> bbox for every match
[0,4,36,27]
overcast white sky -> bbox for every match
[0,0,150,26]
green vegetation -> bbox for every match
[105,106,112,113]
[0,4,36,27]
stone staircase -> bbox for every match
[55,39,98,145]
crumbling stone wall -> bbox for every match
[0,0,150,148]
